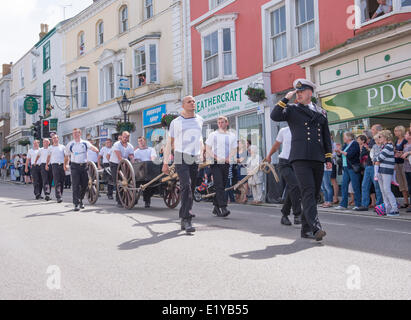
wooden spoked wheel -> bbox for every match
[163,182,181,209]
[117,159,136,210]
[87,161,99,205]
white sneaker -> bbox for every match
[352,206,360,210]
[334,206,348,210]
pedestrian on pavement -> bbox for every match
[110,131,135,208]
[26,140,43,199]
[394,125,409,209]
[247,145,264,205]
[22,154,31,184]
[46,135,66,203]
[335,132,361,210]
[400,129,411,213]
[331,137,340,205]
[321,162,334,208]
[0,154,8,181]
[64,128,99,212]
[271,78,331,241]
[265,126,302,225]
[205,116,237,217]
[98,139,114,200]
[375,130,399,216]
[163,96,204,234]
[35,139,53,201]
[236,139,249,204]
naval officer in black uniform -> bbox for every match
[271,79,332,241]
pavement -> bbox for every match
[1,182,411,300]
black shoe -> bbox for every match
[145,202,150,208]
[314,229,327,241]
[80,202,85,209]
[281,216,292,226]
[219,207,231,217]
[108,195,114,200]
[74,205,80,212]
[294,215,302,225]
[181,218,195,233]
[212,206,221,216]
[57,198,63,203]
[45,196,51,201]
[301,231,316,239]
[35,195,41,200]
[354,206,368,211]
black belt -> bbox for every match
[71,162,87,166]
[51,163,64,166]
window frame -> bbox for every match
[97,21,104,46]
[43,41,51,73]
[132,40,160,88]
[144,0,154,20]
[120,6,128,33]
[209,0,229,10]
[269,5,287,63]
[43,80,51,115]
[78,32,85,56]
[20,68,25,89]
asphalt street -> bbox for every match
[0,182,411,300]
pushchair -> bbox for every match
[194,180,215,202]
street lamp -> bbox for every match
[117,92,132,123]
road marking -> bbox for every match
[321,222,346,226]
[375,228,411,235]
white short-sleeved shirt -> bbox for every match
[110,141,134,164]
[205,130,237,160]
[87,149,98,163]
[99,147,112,164]
[48,144,66,164]
[169,115,204,156]
[134,147,157,162]
[27,148,40,165]
[276,127,292,160]
[38,147,50,164]
[65,140,93,164]
[375,0,392,15]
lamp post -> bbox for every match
[117,92,131,123]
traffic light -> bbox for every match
[32,121,41,140]
[42,119,50,138]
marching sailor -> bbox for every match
[271,79,332,241]
[64,128,99,211]
[46,134,66,203]
[34,138,53,201]
[25,140,43,200]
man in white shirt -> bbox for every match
[87,140,99,164]
[25,140,43,200]
[98,138,114,200]
[134,136,157,208]
[64,128,99,211]
[163,96,204,233]
[35,139,53,201]
[205,116,237,218]
[265,126,302,226]
[110,131,135,207]
[46,135,66,203]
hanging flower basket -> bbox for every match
[18,139,31,147]
[2,146,12,154]
[116,121,136,133]
[161,113,179,129]
[245,86,266,103]
[311,97,318,104]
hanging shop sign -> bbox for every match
[24,97,39,115]
[143,104,167,127]
[322,75,411,123]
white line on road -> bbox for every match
[375,228,411,235]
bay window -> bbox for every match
[133,41,159,88]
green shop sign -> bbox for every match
[322,75,411,124]
[195,85,258,121]
[24,97,39,115]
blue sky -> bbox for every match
[0,0,93,69]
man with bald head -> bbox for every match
[163,96,204,234]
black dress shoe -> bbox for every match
[212,206,221,216]
[181,218,195,233]
[294,215,302,225]
[80,202,85,209]
[314,229,327,241]
[145,202,150,208]
[219,207,231,217]
[281,216,292,226]
[301,231,316,239]
[35,195,41,200]
[57,198,63,203]
[74,205,80,212]
[354,206,368,211]
[45,196,51,201]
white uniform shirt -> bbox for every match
[48,144,66,164]
[169,115,204,156]
[99,147,112,164]
[27,148,40,166]
[110,141,134,164]
[205,130,237,160]
[276,127,292,160]
[65,140,93,164]
[134,147,157,162]
[87,149,98,163]
[38,148,50,164]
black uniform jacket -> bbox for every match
[271,98,333,164]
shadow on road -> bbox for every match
[118,230,186,250]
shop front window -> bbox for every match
[238,113,265,158]
[144,126,166,159]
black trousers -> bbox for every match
[292,160,324,234]
[211,163,230,208]
[51,164,65,199]
[65,175,71,188]
[110,162,120,203]
[31,165,43,197]
[278,158,302,217]
[40,164,53,196]
[103,163,114,196]
[71,163,88,205]
[175,152,199,219]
